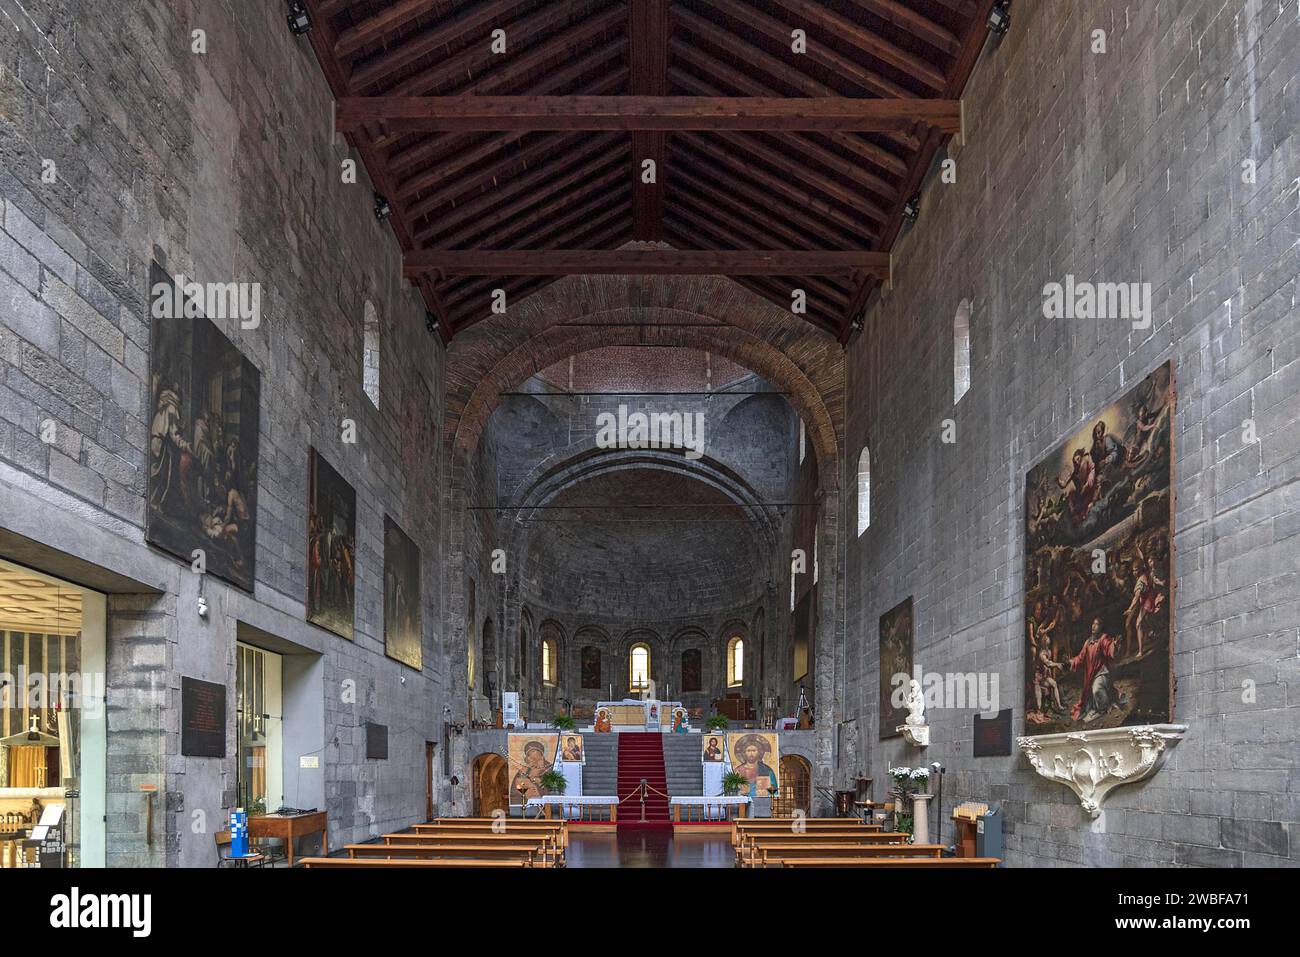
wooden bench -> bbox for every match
[415,821,568,848]
[299,857,529,869]
[734,830,910,865]
[748,843,946,868]
[732,818,878,844]
[345,843,546,866]
[383,831,563,865]
[781,857,1001,868]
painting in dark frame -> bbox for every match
[878,596,913,740]
[383,515,422,670]
[581,645,601,690]
[307,448,356,640]
[146,263,259,591]
[680,648,702,693]
[1024,361,1175,736]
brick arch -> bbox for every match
[449,317,840,487]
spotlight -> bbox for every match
[987,1,1011,36]
[374,192,391,221]
[286,1,312,36]
[902,193,921,225]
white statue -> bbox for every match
[903,679,926,727]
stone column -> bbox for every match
[911,793,932,846]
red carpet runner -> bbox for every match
[616,732,671,829]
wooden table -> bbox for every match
[251,811,327,868]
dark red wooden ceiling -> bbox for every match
[300,0,996,342]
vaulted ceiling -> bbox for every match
[301,0,997,343]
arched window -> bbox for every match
[798,418,806,464]
[542,637,557,686]
[727,636,744,687]
[856,446,871,536]
[954,298,972,403]
[363,300,380,408]
[629,643,651,693]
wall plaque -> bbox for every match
[366,722,388,760]
[181,677,226,757]
[973,708,1012,757]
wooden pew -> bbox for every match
[734,830,910,865]
[299,857,528,869]
[732,818,878,844]
[382,831,563,866]
[416,820,568,848]
[345,843,544,866]
[749,843,945,868]
[781,857,1001,868]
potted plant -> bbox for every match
[706,714,729,732]
[553,713,576,732]
[722,771,748,796]
[540,769,567,795]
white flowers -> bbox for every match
[889,766,930,786]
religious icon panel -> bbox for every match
[508,734,559,806]
[727,731,779,797]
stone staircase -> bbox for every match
[581,732,618,797]
[662,733,704,797]
[616,732,671,828]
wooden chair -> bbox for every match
[215,830,265,868]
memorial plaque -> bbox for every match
[973,708,1013,757]
[181,676,226,757]
[365,722,388,760]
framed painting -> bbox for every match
[581,645,601,690]
[507,733,558,805]
[727,731,780,797]
[383,516,422,670]
[878,596,913,739]
[146,262,259,590]
[307,448,356,640]
[1024,361,1175,735]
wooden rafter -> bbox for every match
[629,0,669,241]
[336,96,963,134]
[403,249,890,278]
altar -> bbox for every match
[591,699,690,732]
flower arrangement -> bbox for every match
[888,766,930,794]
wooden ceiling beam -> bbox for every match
[672,134,875,244]
[667,60,908,184]
[333,0,432,59]
[403,131,587,213]
[846,0,962,55]
[404,249,890,278]
[348,0,524,93]
[702,0,912,100]
[768,0,949,91]
[337,95,963,134]
[629,0,669,242]
[407,131,620,232]
[389,67,626,185]
[414,148,625,246]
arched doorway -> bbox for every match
[773,755,812,817]
[471,753,508,818]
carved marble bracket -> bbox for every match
[897,723,929,747]
[1017,724,1187,817]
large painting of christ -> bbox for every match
[1024,361,1174,735]
[384,516,422,670]
[307,449,356,640]
[878,597,913,739]
[146,263,259,591]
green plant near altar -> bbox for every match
[552,713,577,731]
[705,714,729,731]
[540,769,567,795]
[722,771,748,796]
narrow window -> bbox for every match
[798,418,806,464]
[857,446,871,536]
[954,299,972,404]
[629,643,651,693]
[727,637,745,687]
[542,638,557,686]
[363,300,380,408]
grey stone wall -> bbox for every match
[843,0,1300,866]
[0,0,448,862]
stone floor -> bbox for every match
[566,830,735,867]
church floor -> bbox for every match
[566,830,735,868]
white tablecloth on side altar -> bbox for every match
[670,795,751,821]
[703,761,724,796]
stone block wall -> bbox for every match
[843,0,1300,866]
